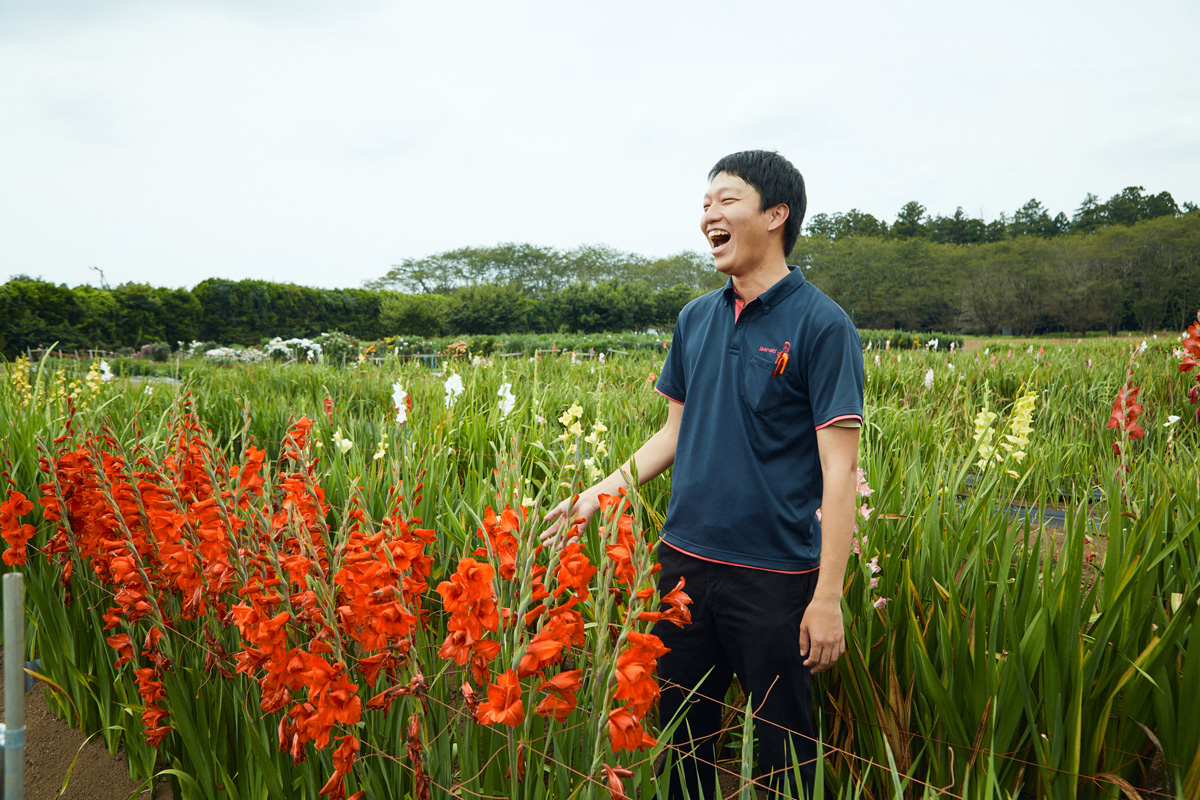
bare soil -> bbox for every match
[0,647,168,800]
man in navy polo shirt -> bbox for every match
[545,150,863,798]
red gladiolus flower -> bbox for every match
[1107,383,1146,439]
[604,764,635,800]
[608,708,656,752]
[516,630,566,678]
[0,490,36,565]
[318,734,359,799]
[636,576,692,628]
[535,669,582,723]
[552,540,596,601]
[476,669,525,727]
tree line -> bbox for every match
[806,185,1191,244]
[0,247,719,358]
[797,188,1200,334]
[2,187,1197,358]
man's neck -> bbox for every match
[730,258,790,304]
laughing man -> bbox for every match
[545,150,864,798]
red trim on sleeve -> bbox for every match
[814,413,863,431]
[655,388,684,404]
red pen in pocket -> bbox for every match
[772,341,790,377]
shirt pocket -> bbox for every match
[743,353,783,414]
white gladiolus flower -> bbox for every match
[924,368,934,389]
[392,381,409,424]
[497,382,516,419]
[332,428,353,454]
[444,373,464,408]
[99,360,113,381]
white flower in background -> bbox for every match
[924,368,934,389]
[332,428,353,454]
[598,352,606,364]
[392,380,409,424]
[373,435,388,461]
[1138,340,1148,354]
[874,354,881,366]
[99,360,113,381]
[1165,415,1181,427]
[444,373,465,408]
[497,382,516,419]
[927,338,939,351]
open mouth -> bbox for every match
[708,230,731,252]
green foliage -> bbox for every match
[796,211,1200,335]
[4,338,1199,798]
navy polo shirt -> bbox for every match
[655,267,864,572]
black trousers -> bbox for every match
[653,542,818,799]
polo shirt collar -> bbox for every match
[721,265,807,309]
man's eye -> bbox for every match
[723,198,736,204]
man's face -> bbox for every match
[701,171,779,277]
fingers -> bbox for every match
[803,637,846,674]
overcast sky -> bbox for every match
[3,0,1198,291]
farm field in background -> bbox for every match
[1,325,1198,799]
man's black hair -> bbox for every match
[708,150,807,256]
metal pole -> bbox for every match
[3,572,25,799]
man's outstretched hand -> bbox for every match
[539,492,600,548]
[797,597,845,674]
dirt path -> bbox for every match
[0,647,167,800]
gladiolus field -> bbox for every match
[2,321,1199,799]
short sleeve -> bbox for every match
[656,319,688,403]
[805,315,864,429]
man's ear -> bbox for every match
[766,203,790,233]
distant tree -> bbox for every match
[1010,199,1060,237]
[651,284,697,328]
[929,208,985,245]
[0,276,86,355]
[892,202,928,239]
[805,213,838,240]
[112,283,167,345]
[1070,193,1106,234]
[637,251,723,293]
[379,292,449,338]
[74,285,120,350]
[445,284,529,334]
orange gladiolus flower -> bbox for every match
[0,490,36,565]
[516,630,565,678]
[608,708,656,752]
[552,540,597,601]
[535,669,582,723]
[636,576,692,628]
[603,764,635,800]
[476,669,525,727]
